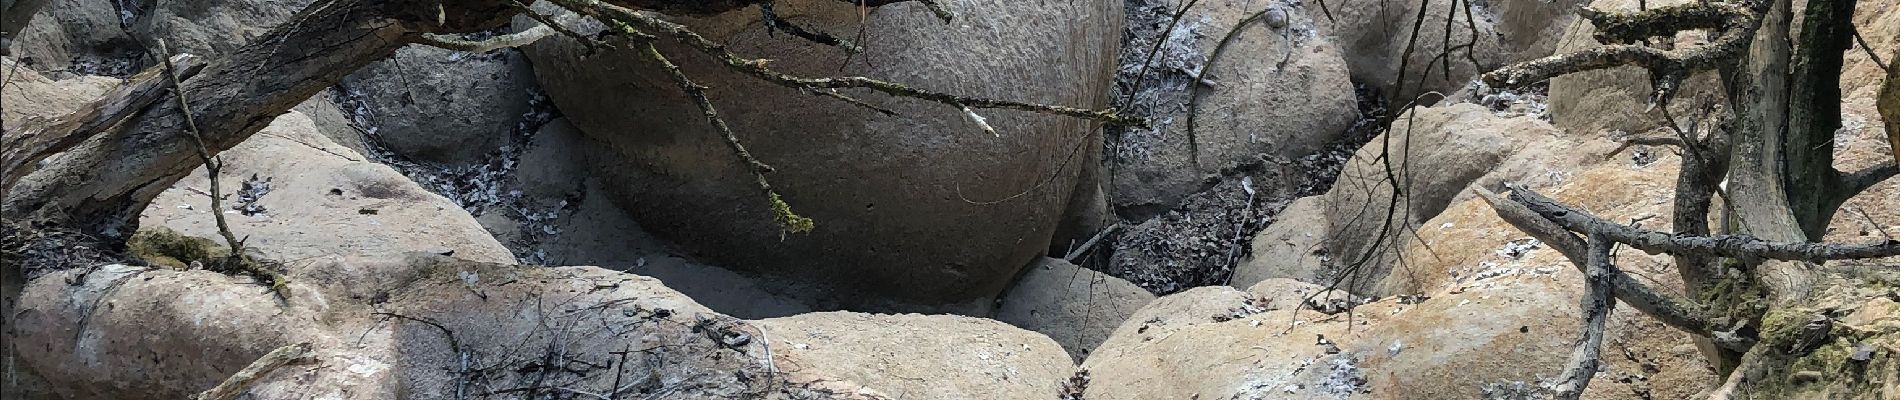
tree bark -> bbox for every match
[1,1,415,237]
[1784,0,1855,241]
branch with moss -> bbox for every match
[1501,186,1900,263]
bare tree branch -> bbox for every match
[414,25,556,53]
[1504,186,1900,263]
[1480,1,1764,89]
[1547,234,1616,400]
[1475,188,1733,342]
[190,343,313,400]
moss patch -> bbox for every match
[127,227,229,270]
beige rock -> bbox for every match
[995,258,1156,362]
[138,112,516,265]
[1320,103,1544,295]
[290,91,374,158]
[757,312,1075,399]
[0,57,115,124]
[523,0,1122,308]
[8,0,132,74]
[1233,196,1331,288]
[1491,0,1588,62]
[1546,0,1728,137]
[1111,0,1358,212]
[1084,285,1394,399]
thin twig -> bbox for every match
[191,343,314,400]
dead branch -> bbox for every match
[1480,1,1762,89]
[414,25,556,53]
[1475,188,1733,342]
[1546,234,1617,400]
[1504,186,1900,263]
[634,36,814,234]
[0,54,205,190]
[190,342,313,400]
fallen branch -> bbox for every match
[1,54,205,190]
[1546,234,1617,399]
[1063,223,1122,263]
[190,342,314,400]
[414,24,556,53]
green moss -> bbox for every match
[768,191,814,235]
[127,227,229,269]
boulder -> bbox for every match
[138,112,516,265]
[1110,0,1359,213]
[8,0,139,75]
[1318,103,1544,295]
[1314,0,1509,100]
[0,57,115,124]
[133,0,313,57]
[1083,285,1389,399]
[1546,0,1728,136]
[522,0,1122,308]
[339,45,538,164]
[757,312,1076,399]
[1232,196,1331,288]
[1490,0,1589,62]
[995,258,1155,362]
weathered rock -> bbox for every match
[10,258,823,400]
[1319,103,1543,295]
[995,257,1155,362]
[1546,0,1728,136]
[523,0,1122,308]
[0,57,115,124]
[133,0,313,57]
[1315,0,1509,100]
[8,0,140,75]
[138,112,516,265]
[1083,285,1386,399]
[1491,0,1588,62]
[1232,196,1331,288]
[340,45,537,164]
[291,91,374,157]
[757,312,1075,399]
[1110,0,1358,212]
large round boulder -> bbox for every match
[1110,0,1359,213]
[522,0,1122,308]
[1313,0,1510,100]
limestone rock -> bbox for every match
[757,312,1076,399]
[995,258,1156,362]
[9,0,138,75]
[134,0,314,57]
[138,112,516,265]
[523,0,1122,308]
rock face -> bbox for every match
[8,0,140,75]
[1546,0,1727,136]
[1231,196,1330,288]
[523,0,1122,308]
[340,45,538,164]
[1315,0,1509,100]
[138,112,516,265]
[995,258,1155,362]
[1110,0,1359,213]
[1231,103,1550,295]
[757,312,1076,399]
[1082,286,1382,399]
[133,0,314,57]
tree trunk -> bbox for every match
[1,1,415,237]
[1783,0,1855,241]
